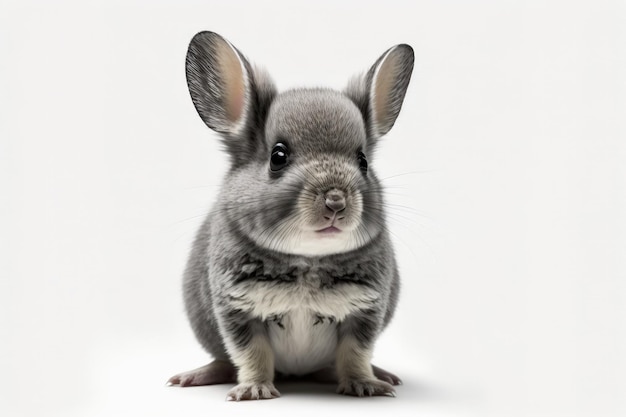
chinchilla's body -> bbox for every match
[169,32,414,401]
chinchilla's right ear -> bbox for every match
[345,44,414,149]
[186,31,277,162]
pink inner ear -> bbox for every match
[374,53,397,129]
[218,42,246,125]
[228,87,245,123]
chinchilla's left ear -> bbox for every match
[345,44,414,146]
[186,31,277,163]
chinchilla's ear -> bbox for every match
[186,31,276,161]
[345,44,414,146]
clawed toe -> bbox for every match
[226,382,281,401]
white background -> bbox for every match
[1,1,625,416]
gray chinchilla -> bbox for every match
[168,31,414,401]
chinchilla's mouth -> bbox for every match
[315,226,342,234]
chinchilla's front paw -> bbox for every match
[226,381,281,401]
[337,378,395,397]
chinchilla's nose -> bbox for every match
[325,189,346,213]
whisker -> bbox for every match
[378,170,439,182]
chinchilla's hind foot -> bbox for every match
[305,364,402,386]
[372,364,402,386]
[167,359,237,387]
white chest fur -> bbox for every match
[227,269,379,375]
[267,308,337,375]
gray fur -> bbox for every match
[179,31,413,399]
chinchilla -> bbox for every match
[168,31,414,401]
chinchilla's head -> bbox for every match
[186,31,413,257]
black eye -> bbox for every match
[270,143,289,171]
[357,151,368,174]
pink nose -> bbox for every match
[325,189,346,213]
